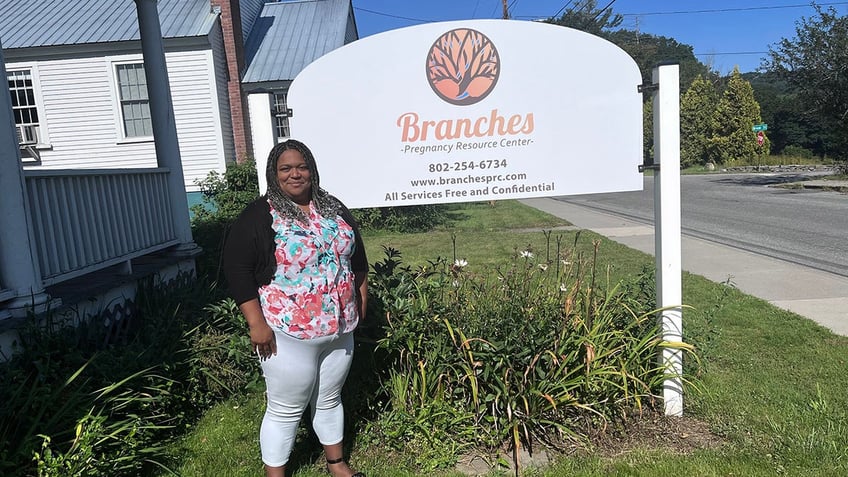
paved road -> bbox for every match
[520,173,848,336]
[553,173,848,277]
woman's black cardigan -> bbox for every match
[222,197,368,306]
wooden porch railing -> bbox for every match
[0,288,14,304]
[23,168,179,286]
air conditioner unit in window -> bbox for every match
[273,107,293,119]
[16,124,39,146]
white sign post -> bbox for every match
[650,64,684,416]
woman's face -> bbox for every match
[276,149,312,204]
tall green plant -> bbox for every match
[191,160,260,281]
[367,239,697,471]
[681,75,719,167]
[710,68,770,164]
[191,160,259,223]
[765,5,848,160]
[0,274,262,476]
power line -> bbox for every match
[510,1,848,20]
[618,2,848,17]
[356,1,848,25]
[553,1,577,19]
[695,51,769,57]
[353,7,433,24]
[353,1,846,59]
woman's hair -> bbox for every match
[265,139,343,222]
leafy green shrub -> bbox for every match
[365,240,695,470]
[781,145,815,159]
[190,161,259,283]
[0,275,262,476]
[191,160,259,223]
[352,205,450,233]
[185,298,263,407]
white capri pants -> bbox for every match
[259,330,354,467]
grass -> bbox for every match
[161,200,848,476]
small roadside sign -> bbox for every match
[756,131,765,146]
[752,123,768,132]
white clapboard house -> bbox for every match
[0,0,357,358]
[1,0,358,193]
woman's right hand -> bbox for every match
[250,323,277,360]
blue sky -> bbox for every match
[352,0,848,74]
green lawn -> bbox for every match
[162,200,848,476]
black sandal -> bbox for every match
[326,456,365,477]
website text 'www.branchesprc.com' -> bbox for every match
[409,172,528,188]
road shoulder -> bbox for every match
[521,197,848,337]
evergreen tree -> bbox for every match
[709,68,769,164]
[680,75,719,167]
[605,30,712,91]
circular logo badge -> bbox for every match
[426,28,500,106]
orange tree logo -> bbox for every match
[426,28,500,106]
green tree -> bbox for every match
[191,160,259,222]
[605,30,712,91]
[545,0,623,35]
[680,75,719,167]
[709,68,769,164]
[747,71,831,156]
[764,6,848,160]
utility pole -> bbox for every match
[635,15,641,45]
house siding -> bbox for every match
[14,48,227,191]
[168,51,228,190]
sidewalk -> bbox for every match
[790,178,848,191]
[521,197,848,337]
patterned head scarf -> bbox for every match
[265,139,343,223]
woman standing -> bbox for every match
[223,139,367,477]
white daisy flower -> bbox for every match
[454,258,468,268]
[521,250,534,258]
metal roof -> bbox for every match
[0,0,217,49]
[242,0,353,83]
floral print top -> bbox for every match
[258,201,359,339]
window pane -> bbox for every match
[273,91,290,140]
[6,69,41,145]
[116,63,152,137]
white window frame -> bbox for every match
[272,90,291,142]
[6,65,50,160]
[111,59,153,142]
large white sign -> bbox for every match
[288,20,643,208]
